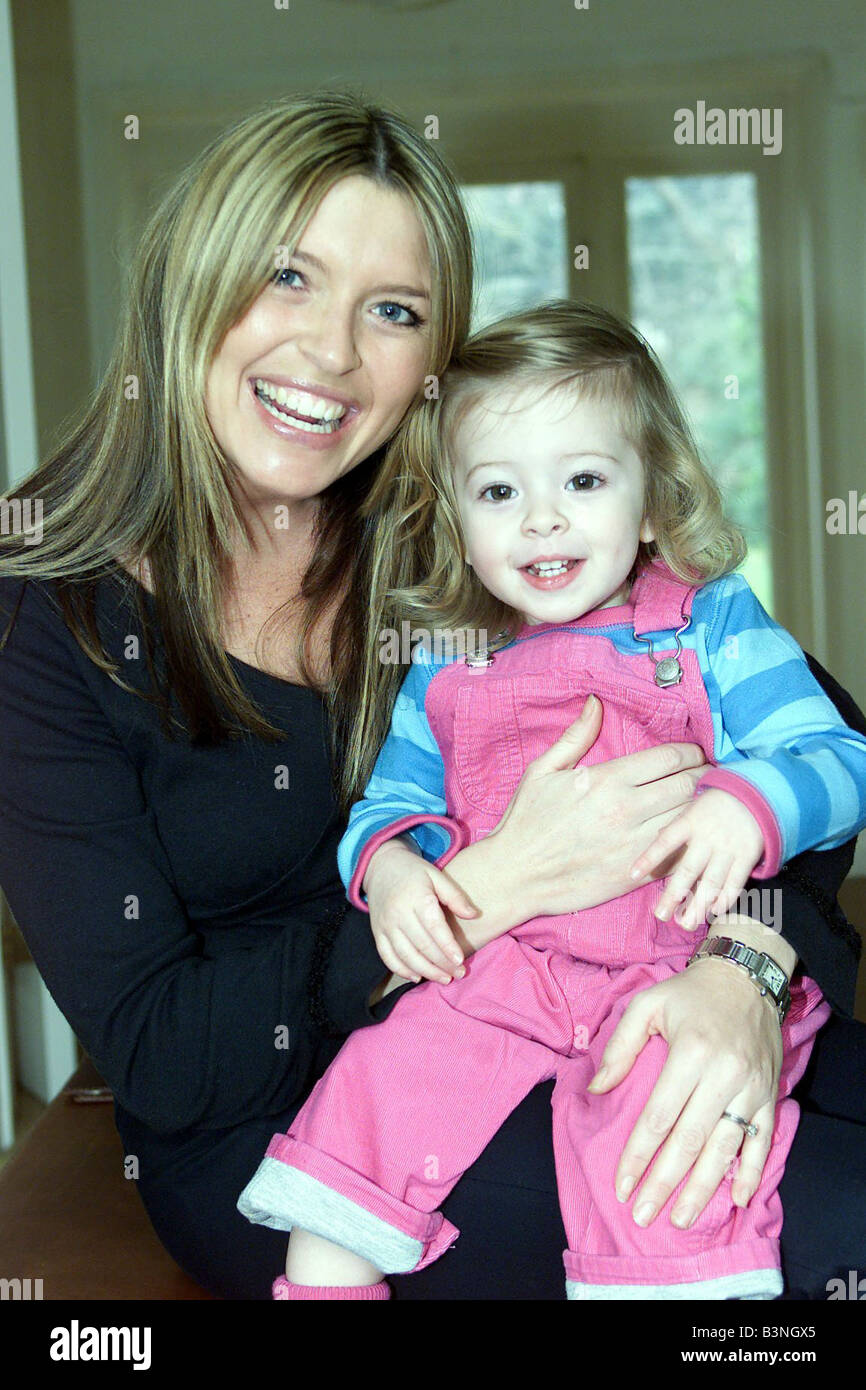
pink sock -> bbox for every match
[272,1274,391,1300]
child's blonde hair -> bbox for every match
[378,299,746,649]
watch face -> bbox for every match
[759,960,786,995]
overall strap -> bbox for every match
[630,559,701,637]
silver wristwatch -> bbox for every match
[686,936,792,1025]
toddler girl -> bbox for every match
[238,301,866,1300]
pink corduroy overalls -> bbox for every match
[252,563,829,1298]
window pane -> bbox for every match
[462,182,567,332]
[625,174,772,612]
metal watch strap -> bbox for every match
[686,936,792,1025]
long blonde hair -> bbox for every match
[0,91,473,802]
[344,300,746,802]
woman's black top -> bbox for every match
[0,571,415,1135]
[0,568,862,1151]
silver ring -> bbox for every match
[722,1110,759,1138]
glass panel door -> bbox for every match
[462,181,568,331]
[625,174,772,611]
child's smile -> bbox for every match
[454,381,655,627]
[520,555,585,589]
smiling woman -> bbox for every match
[0,93,471,756]
[0,92,482,1297]
[199,171,439,685]
[204,176,433,492]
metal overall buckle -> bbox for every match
[633,617,690,687]
[465,630,510,667]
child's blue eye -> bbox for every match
[479,484,516,502]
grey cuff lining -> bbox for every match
[565,1267,783,1300]
[236,1155,424,1274]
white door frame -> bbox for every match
[0,0,77,1147]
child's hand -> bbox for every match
[628,788,765,929]
[362,837,478,985]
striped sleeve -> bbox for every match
[692,572,866,872]
[336,649,467,912]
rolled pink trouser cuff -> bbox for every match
[237,1135,460,1275]
[564,1236,783,1299]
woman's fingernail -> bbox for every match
[588,1065,609,1089]
[672,1206,695,1229]
[634,1201,656,1227]
[616,1175,635,1202]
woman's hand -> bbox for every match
[587,916,792,1226]
[440,695,709,954]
